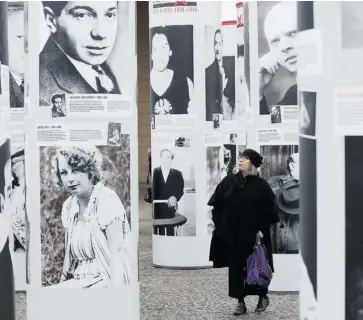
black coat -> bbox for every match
[208,173,279,271]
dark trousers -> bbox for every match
[0,238,15,320]
[228,246,268,300]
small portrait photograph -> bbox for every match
[341,2,363,49]
[40,143,132,288]
[152,147,196,237]
[51,93,66,118]
[206,146,222,235]
[260,144,300,254]
[299,137,317,320]
[107,122,121,146]
[345,136,363,320]
[150,25,194,115]
[229,133,237,144]
[175,136,191,148]
[270,105,282,124]
[205,26,235,121]
[299,91,316,137]
[258,1,298,115]
[39,1,131,106]
[8,2,25,109]
[213,113,220,129]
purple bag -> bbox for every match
[245,243,273,288]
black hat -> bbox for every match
[240,149,263,168]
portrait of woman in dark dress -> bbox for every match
[208,149,279,315]
[150,26,194,115]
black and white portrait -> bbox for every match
[299,91,316,137]
[213,113,220,129]
[9,144,28,254]
[341,2,363,50]
[51,94,66,118]
[205,26,235,121]
[258,1,297,115]
[299,137,317,320]
[8,2,25,109]
[152,146,196,237]
[0,2,10,97]
[270,105,282,124]
[39,1,127,106]
[221,134,237,180]
[260,144,299,254]
[40,143,132,288]
[149,25,194,115]
[345,136,363,320]
[0,139,15,320]
[107,122,121,146]
[206,146,222,235]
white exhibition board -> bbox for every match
[8,2,142,320]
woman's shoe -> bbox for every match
[255,295,270,313]
[233,300,247,315]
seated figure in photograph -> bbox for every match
[52,147,131,289]
[152,148,185,236]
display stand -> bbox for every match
[149,1,222,268]
[25,3,140,320]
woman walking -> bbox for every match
[208,149,279,315]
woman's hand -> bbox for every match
[258,231,264,239]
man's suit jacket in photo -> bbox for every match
[9,73,24,109]
[39,38,121,106]
[152,167,184,219]
[205,59,223,121]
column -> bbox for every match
[149,1,222,268]
[243,1,300,291]
[0,2,16,320]
[297,1,361,319]
[26,2,140,320]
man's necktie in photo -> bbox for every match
[92,65,114,94]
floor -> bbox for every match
[15,187,299,319]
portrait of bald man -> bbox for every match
[258,1,298,115]
[39,1,122,106]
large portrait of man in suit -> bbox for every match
[152,148,185,236]
[205,28,224,122]
[39,1,122,106]
[8,2,25,109]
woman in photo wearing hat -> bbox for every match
[208,149,279,315]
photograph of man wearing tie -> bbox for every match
[39,1,122,107]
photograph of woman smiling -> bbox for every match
[40,146,132,289]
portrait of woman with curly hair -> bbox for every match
[39,144,132,289]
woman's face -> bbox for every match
[238,156,251,172]
[57,155,94,198]
[151,33,171,72]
